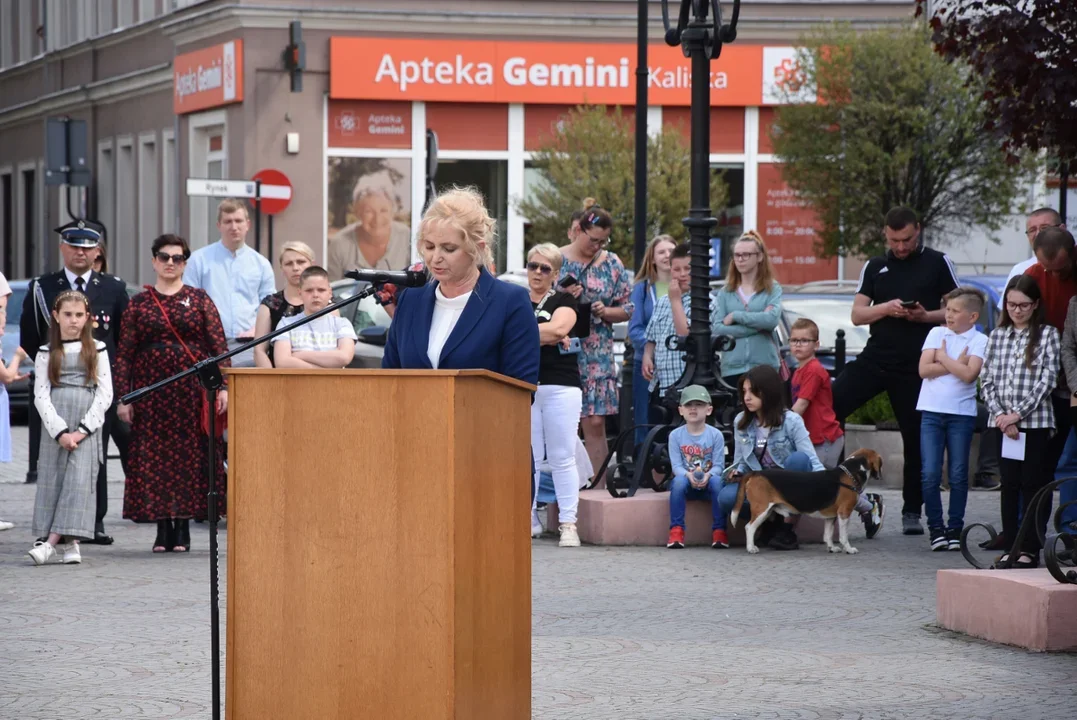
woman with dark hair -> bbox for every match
[716,364,824,550]
[982,273,1059,567]
[115,234,229,553]
[559,199,634,486]
[92,239,108,274]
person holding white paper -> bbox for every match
[980,275,1060,568]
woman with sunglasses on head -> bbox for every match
[559,199,634,488]
[114,234,229,554]
[711,230,784,388]
[526,243,583,547]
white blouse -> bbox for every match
[427,286,472,369]
[34,341,113,439]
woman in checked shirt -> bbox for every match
[980,274,1059,568]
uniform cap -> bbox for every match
[55,219,103,248]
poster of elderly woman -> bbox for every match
[326,157,413,280]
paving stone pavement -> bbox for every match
[1,424,1075,719]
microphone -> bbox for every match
[344,268,427,288]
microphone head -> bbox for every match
[399,269,428,287]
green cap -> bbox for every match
[679,385,712,406]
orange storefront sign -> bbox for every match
[174,40,244,115]
[330,38,766,107]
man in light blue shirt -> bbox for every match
[183,198,276,344]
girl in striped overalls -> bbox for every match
[27,291,112,566]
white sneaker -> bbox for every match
[531,509,544,538]
[28,541,57,566]
[0,520,14,531]
[62,543,82,564]
[558,523,581,548]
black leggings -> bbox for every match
[999,428,1052,554]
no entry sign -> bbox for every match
[252,169,293,215]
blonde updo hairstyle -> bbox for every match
[417,187,496,270]
[277,240,316,266]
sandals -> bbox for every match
[153,520,173,553]
[992,552,1039,569]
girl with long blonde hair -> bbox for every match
[711,230,785,387]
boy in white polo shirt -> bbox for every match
[273,266,357,369]
[917,287,989,551]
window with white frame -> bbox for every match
[116,138,136,282]
[18,0,35,63]
[118,0,134,28]
[138,133,158,284]
[97,0,115,36]
[138,0,156,22]
[187,110,227,251]
[162,129,176,233]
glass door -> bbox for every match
[433,160,509,273]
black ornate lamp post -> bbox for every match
[661,0,742,401]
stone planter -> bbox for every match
[843,424,984,491]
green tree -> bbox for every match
[771,23,1032,260]
[517,105,727,264]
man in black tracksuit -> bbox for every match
[832,208,959,536]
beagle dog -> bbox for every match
[730,449,883,554]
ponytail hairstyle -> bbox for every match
[578,198,613,233]
[999,274,1046,370]
[47,290,98,387]
[726,229,776,294]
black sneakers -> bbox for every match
[946,527,962,551]
[930,528,948,552]
[861,493,885,539]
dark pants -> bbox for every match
[975,404,1001,483]
[1000,428,1052,554]
[832,358,924,516]
[96,404,131,528]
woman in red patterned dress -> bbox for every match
[115,234,229,553]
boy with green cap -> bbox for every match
[667,385,728,549]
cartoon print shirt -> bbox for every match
[667,424,725,483]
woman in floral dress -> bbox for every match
[115,234,229,553]
[560,201,634,486]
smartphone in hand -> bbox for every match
[559,275,579,288]
[899,300,919,308]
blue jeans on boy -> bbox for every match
[920,410,975,532]
[669,474,723,530]
[716,451,814,525]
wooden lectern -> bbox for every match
[225,369,534,720]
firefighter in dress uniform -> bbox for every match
[20,219,130,545]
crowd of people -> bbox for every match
[2,189,1074,570]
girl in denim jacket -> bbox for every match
[711,231,783,387]
[717,365,824,549]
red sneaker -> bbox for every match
[667,526,685,549]
[712,529,729,549]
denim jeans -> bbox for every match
[920,410,975,532]
[632,361,651,449]
[716,451,814,526]
[669,474,724,530]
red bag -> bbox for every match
[147,288,227,436]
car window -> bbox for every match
[5,288,26,327]
[782,298,869,351]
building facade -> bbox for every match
[0,0,920,287]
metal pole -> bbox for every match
[633,0,649,271]
[1061,160,1070,223]
[253,180,262,255]
[268,214,274,264]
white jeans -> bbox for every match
[531,384,584,524]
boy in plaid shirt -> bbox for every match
[642,244,692,399]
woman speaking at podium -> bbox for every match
[381,187,539,384]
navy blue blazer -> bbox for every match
[382,267,540,385]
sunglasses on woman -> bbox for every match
[527,261,553,275]
[155,252,187,264]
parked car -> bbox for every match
[776,274,1010,375]
[4,279,141,416]
[330,278,391,368]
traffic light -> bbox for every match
[283,21,305,93]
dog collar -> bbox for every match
[837,463,863,494]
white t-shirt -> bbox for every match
[997,257,1037,309]
[427,286,472,369]
[916,326,989,416]
[274,312,357,353]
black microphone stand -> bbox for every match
[120,282,383,720]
